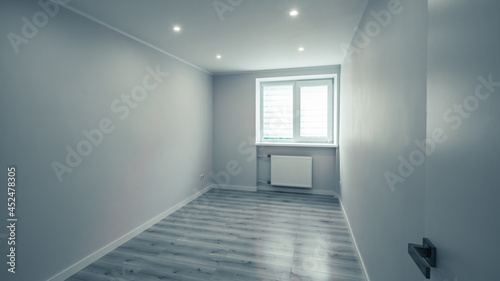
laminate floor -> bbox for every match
[66,189,367,281]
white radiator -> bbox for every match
[271,155,312,188]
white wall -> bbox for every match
[339,0,427,280]
[0,1,212,280]
[425,1,500,280]
[213,66,340,194]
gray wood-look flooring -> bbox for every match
[66,189,366,281]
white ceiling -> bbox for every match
[67,0,368,74]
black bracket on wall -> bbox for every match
[408,238,437,279]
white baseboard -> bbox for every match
[338,198,371,281]
[257,185,336,196]
[214,184,336,197]
[48,184,215,281]
[215,184,258,192]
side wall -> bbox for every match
[213,66,340,195]
[339,0,427,280]
[0,1,212,280]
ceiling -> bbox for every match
[67,0,368,74]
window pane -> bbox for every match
[262,85,293,140]
[300,85,328,138]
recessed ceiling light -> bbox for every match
[298,47,304,52]
[290,10,298,16]
[216,55,222,59]
[173,25,181,32]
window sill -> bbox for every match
[255,142,338,148]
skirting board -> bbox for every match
[216,184,336,196]
[215,184,258,192]
[339,198,371,281]
[258,185,336,196]
[48,184,215,281]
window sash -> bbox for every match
[260,82,294,141]
[297,79,333,143]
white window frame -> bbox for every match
[256,74,338,147]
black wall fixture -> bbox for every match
[408,238,437,279]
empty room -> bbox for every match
[1,0,499,280]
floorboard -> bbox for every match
[66,189,366,281]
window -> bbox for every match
[256,74,337,146]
